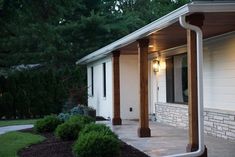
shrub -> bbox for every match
[55,121,81,140]
[73,131,120,157]
[57,113,71,122]
[34,115,62,133]
[68,115,94,127]
[80,124,117,139]
[70,106,84,116]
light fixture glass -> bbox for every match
[153,59,160,73]
[148,45,154,48]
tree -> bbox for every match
[15,89,30,118]
[0,0,190,119]
[1,92,14,119]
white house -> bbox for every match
[77,1,235,151]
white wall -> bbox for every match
[157,58,167,103]
[149,60,158,114]
[203,33,235,111]
[87,57,113,119]
[156,32,235,111]
[120,55,139,119]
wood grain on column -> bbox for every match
[112,50,122,125]
[137,38,151,137]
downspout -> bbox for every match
[164,15,205,157]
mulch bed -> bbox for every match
[18,128,149,157]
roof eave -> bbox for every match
[76,4,190,65]
[76,2,235,65]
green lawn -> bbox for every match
[0,119,40,127]
[0,131,45,157]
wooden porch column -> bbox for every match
[112,50,122,125]
[137,38,151,137]
[186,13,207,156]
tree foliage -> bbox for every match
[0,67,87,119]
[0,0,189,69]
[0,0,189,119]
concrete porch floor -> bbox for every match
[99,120,235,157]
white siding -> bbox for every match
[157,58,167,103]
[87,57,113,119]
[87,54,140,120]
[203,34,235,111]
[120,55,139,119]
[156,32,235,111]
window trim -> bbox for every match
[103,63,106,98]
[91,66,94,96]
[165,53,188,105]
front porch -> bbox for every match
[100,120,235,157]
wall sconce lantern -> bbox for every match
[153,59,160,73]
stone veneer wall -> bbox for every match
[156,103,235,141]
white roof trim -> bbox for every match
[77,2,235,65]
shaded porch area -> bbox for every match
[100,120,235,157]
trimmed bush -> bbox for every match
[80,123,118,139]
[68,115,94,127]
[73,131,120,157]
[34,115,62,133]
[55,121,81,140]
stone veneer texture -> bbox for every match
[156,103,235,141]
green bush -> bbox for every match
[73,131,120,157]
[34,115,62,133]
[55,121,81,140]
[68,115,94,127]
[80,123,118,139]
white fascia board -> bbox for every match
[188,2,235,12]
[77,2,235,65]
[76,4,190,65]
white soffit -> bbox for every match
[76,2,235,65]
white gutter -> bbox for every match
[164,15,205,157]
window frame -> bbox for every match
[165,53,188,105]
[103,62,106,98]
[91,66,94,96]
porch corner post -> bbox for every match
[137,38,151,137]
[112,50,122,125]
[186,13,207,156]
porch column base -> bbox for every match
[112,117,122,125]
[186,144,207,157]
[138,127,151,137]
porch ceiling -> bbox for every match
[120,12,235,55]
[77,2,235,64]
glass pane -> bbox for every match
[173,54,188,103]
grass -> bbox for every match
[0,119,40,127]
[0,131,45,157]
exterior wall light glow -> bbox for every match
[153,59,160,73]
